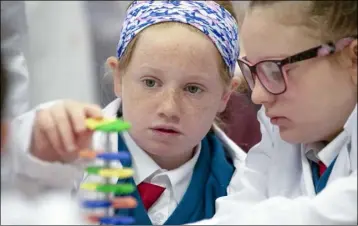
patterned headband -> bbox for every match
[116,0,239,76]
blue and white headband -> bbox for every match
[116,0,240,76]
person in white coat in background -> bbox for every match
[0,55,85,225]
[193,0,357,224]
[1,1,124,224]
[1,1,30,118]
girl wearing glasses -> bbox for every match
[196,1,357,224]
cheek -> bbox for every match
[121,78,146,102]
[120,81,154,121]
[283,61,350,120]
[284,60,331,102]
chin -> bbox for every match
[280,128,326,144]
[279,128,306,144]
[144,142,177,157]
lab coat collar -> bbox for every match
[304,104,357,166]
[344,104,357,136]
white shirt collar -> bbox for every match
[305,132,347,166]
[121,131,160,185]
[121,131,201,203]
[164,145,201,203]
[304,104,356,166]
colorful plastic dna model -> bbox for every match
[79,118,136,225]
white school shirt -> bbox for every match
[192,104,357,225]
[122,132,201,225]
[6,98,246,224]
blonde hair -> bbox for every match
[249,1,357,42]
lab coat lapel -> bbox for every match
[267,141,304,197]
[300,150,316,197]
[328,147,351,183]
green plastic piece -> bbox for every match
[96,183,135,194]
[86,166,101,174]
[96,119,131,132]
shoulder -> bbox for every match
[212,124,246,165]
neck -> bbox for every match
[322,128,343,144]
[147,148,196,170]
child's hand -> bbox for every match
[30,100,103,163]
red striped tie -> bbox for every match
[137,182,165,211]
[318,161,327,177]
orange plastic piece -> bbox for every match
[79,150,97,159]
[112,196,137,209]
[86,214,100,223]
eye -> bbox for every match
[185,85,203,94]
[143,79,157,88]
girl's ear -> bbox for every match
[218,77,239,113]
[1,121,8,154]
[348,39,357,85]
[106,56,122,97]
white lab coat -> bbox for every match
[1,188,85,225]
[6,98,247,216]
[192,105,357,225]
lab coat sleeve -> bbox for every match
[194,172,357,225]
[213,107,274,217]
[191,107,357,225]
[1,191,86,225]
[6,100,85,192]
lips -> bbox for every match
[266,113,289,126]
[150,125,181,135]
[154,128,178,134]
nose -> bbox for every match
[157,88,181,123]
[251,77,275,105]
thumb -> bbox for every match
[83,104,103,119]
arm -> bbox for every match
[213,107,273,216]
[5,101,85,193]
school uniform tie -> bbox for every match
[137,182,165,211]
[318,161,327,177]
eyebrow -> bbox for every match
[138,65,212,80]
[138,65,164,75]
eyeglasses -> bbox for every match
[237,36,357,95]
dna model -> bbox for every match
[79,118,137,225]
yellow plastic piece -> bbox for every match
[80,183,98,191]
[98,168,134,178]
[85,118,116,130]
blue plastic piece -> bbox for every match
[99,216,135,225]
[82,200,111,208]
[97,152,131,162]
